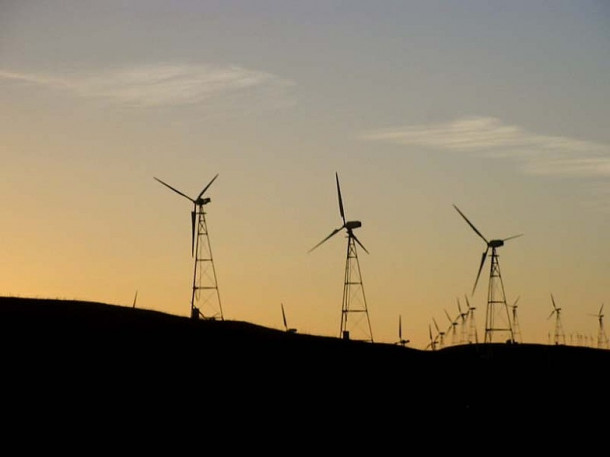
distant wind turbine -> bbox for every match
[453,204,521,343]
[155,174,223,320]
[309,172,373,342]
[397,314,410,346]
[548,294,566,345]
[281,303,297,334]
[589,303,608,349]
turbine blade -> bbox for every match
[336,172,346,225]
[132,290,138,308]
[444,309,452,323]
[154,177,194,202]
[502,233,524,242]
[464,294,471,309]
[197,173,219,200]
[453,204,488,244]
[551,294,557,310]
[399,315,402,338]
[308,228,342,253]
[191,210,196,257]
[281,303,287,329]
[513,296,520,307]
[472,247,488,294]
[352,233,369,254]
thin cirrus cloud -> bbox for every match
[0,63,295,109]
[361,116,610,180]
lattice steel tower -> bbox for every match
[309,172,373,343]
[155,174,224,321]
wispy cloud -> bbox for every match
[0,63,295,108]
[361,116,610,179]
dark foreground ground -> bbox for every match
[1,296,608,437]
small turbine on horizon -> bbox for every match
[509,296,522,343]
[548,294,566,345]
[444,308,459,346]
[589,303,608,349]
[281,303,297,334]
[397,314,410,346]
[426,324,437,351]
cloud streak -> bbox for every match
[361,116,610,179]
[0,63,295,108]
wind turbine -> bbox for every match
[444,309,459,346]
[281,303,297,334]
[464,294,479,344]
[453,204,522,344]
[456,298,468,344]
[155,174,223,320]
[432,317,445,349]
[309,172,373,342]
[509,296,522,343]
[590,304,608,349]
[548,294,566,345]
[397,314,410,346]
[425,324,437,351]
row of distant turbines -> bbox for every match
[425,295,608,350]
[154,172,608,350]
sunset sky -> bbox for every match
[1,1,609,349]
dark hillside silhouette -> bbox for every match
[1,296,608,422]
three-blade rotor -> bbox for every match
[453,204,522,294]
[155,174,219,256]
[549,294,561,319]
[309,172,368,254]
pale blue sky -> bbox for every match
[1,1,609,349]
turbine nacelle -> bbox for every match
[345,220,362,230]
[489,239,505,248]
[195,197,211,206]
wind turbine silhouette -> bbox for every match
[309,172,373,342]
[432,317,445,349]
[426,324,437,350]
[548,294,566,345]
[456,297,468,344]
[589,303,607,349]
[443,309,459,346]
[509,296,522,343]
[155,174,223,320]
[453,204,522,343]
[397,314,410,346]
[464,294,478,344]
[281,303,297,334]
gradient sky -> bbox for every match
[1,1,609,349]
